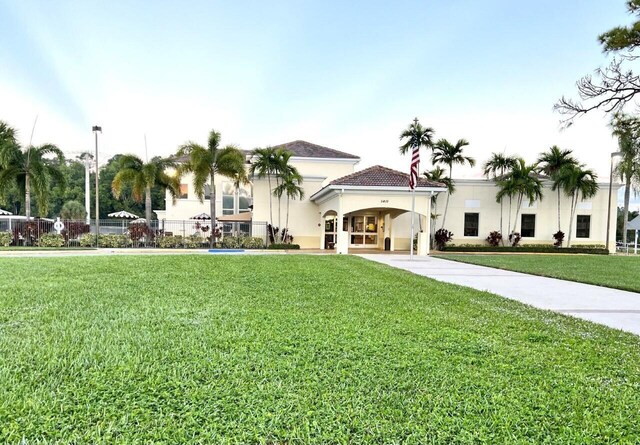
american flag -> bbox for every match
[409,145,419,190]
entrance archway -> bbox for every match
[321,206,429,254]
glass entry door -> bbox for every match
[349,215,378,247]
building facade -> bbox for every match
[159,140,620,253]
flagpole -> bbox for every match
[408,117,420,261]
[410,187,415,261]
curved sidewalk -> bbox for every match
[359,254,640,336]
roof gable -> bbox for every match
[274,140,360,160]
[329,165,445,188]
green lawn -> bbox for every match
[1,255,639,444]
[0,247,97,251]
[441,254,640,293]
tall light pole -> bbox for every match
[79,152,93,225]
[92,126,102,244]
[606,151,622,252]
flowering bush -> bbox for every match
[553,230,565,247]
[509,232,522,247]
[0,231,12,246]
[486,231,502,247]
[434,228,454,250]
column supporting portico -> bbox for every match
[336,193,348,254]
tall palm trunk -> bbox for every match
[276,177,282,230]
[145,185,152,230]
[441,163,452,229]
[567,192,578,247]
[499,198,504,246]
[267,175,275,243]
[512,193,524,234]
[499,167,505,245]
[557,188,562,234]
[508,196,512,237]
[623,176,631,245]
[210,171,216,248]
[285,196,290,242]
[25,173,31,220]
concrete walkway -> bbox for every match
[359,254,640,336]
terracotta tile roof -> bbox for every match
[274,140,360,159]
[329,165,446,188]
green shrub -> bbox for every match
[0,231,12,247]
[242,237,265,249]
[79,233,95,247]
[98,234,131,248]
[60,200,86,220]
[37,233,65,248]
[442,246,609,255]
[183,236,202,249]
[221,236,242,249]
[267,243,301,250]
[158,236,179,248]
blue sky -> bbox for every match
[0,1,635,205]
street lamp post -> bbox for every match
[92,126,102,245]
[606,151,623,252]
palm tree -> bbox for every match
[273,148,299,228]
[483,152,518,242]
[273,171,304,242]
[111,155,180,226]
[496,159,544,235]
[399,118,435,155]
[431,138,475,228]
[536,146,578,241]
[0,121,66,221]
[559,164,599,247]
[611,114,640,245]
[250,147,279,240]
[177,130,246,247]
[423,166,453,242]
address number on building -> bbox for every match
[380,199,389,204]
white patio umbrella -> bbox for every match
[108,210,139,219]
[190,212,211,220]
[131,218,147,224]
[108,210,139,233]
[0,208,13,231]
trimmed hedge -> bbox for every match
[267,243,301,250]
[37,234,65,248]
[442,246,609,255]
[0,231,12,247]
[79,234,132,248]
[221,236,265,249]
[157,236,203,248]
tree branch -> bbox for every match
[554,58,640,126]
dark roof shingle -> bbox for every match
[274,140,360,160]
[329,165,445,188]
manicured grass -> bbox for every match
[441,254,640,293]
[1,255,639,443]
[0,247,96,251]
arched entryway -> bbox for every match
[321,207,429,254]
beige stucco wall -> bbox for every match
[437,179,620,250]
[162,157,359,248]
[162,171,248,221]
[162,162,619,252]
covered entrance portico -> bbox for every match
[310,166,446,256]
[322,208,424,253]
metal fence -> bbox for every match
[0,217,268,248]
